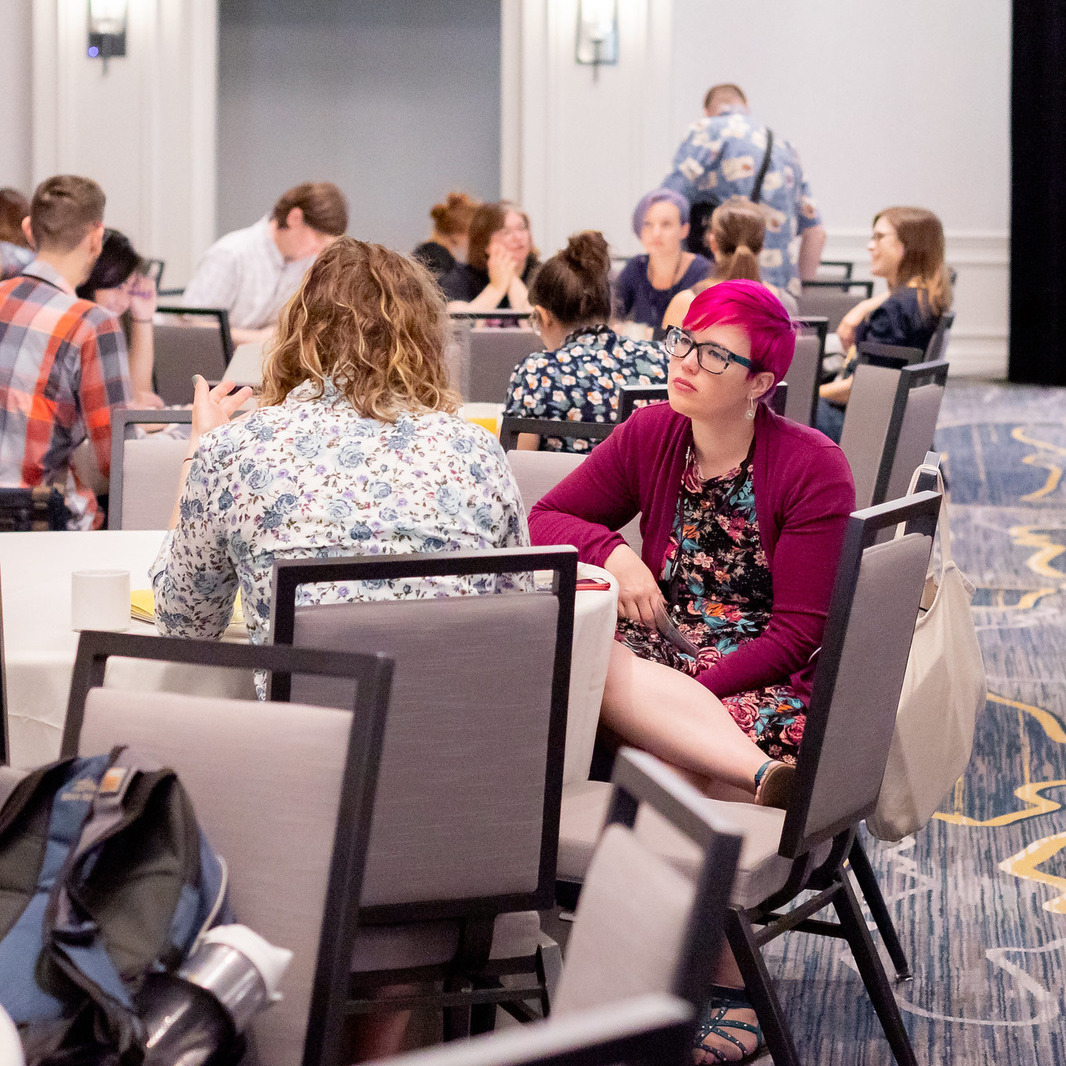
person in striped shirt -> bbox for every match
[0,175,132,529]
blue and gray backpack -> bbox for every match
[0,747,233,1065]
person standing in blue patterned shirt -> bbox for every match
[504,231,668,452]
[661,83,826,298]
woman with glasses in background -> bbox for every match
[529,279,853,1061]
[440,200,539,312]
[503,230,667,451]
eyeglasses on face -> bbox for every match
[663,327,752,374]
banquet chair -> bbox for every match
[856,341,926,370]
[366,746,744,1066]
[60,630,395,1066]
[556,490,940,1066]
[617,384,667,423]
[795,279,874,332]
[152,306,234,405]
[499,416,615,452]
[365,995,695,1066]
[840,359,949,509]
[816,259,854,282]
[108,409,192,529]
[269,547,576,1035]
[924,310,955,363]
[466,326,541,405]
[786,316,829,426]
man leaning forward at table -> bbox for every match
[0,175,132,530]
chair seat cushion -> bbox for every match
[351,909,543,973]
[559,780,817,908]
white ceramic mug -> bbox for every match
[71,569,131,632]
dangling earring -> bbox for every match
[745,395,756,420]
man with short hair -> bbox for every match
[182,181,348,342]
[0,174,132,529]
[662,83,826,297]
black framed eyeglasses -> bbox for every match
[663,327,752,374]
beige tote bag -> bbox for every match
[867,466,986,842]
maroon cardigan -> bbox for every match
[528,402,856,704]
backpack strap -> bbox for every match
[751,128,774,204]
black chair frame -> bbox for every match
[857,341,926,370]
[60,630,394,1066]
[727,491,940,1066]
[800,279,874,299]
[617,384,668,423]
[499,416,615,452]
[818,259,854,281]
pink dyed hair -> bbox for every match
[683,279,797,388]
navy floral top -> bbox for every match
[151,377,529,645]
[503,325,668,452]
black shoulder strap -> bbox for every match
[751,129,774,205]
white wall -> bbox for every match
[507,0,1010,376]
[0,0,35,193]
[28,0,217,288]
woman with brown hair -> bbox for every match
[151,237,528,643]
[440,200,538,311]
[817,205,952,442]
[661,196,797,330]
[0,187,33,279]
[412,190,479,279]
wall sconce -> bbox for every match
[87,0,128,67]
[575,0,619,81]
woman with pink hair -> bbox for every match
[530,280,854,1060]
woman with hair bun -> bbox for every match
[412,191,479,280]
[662,196,797,330]
[504,231,668,451]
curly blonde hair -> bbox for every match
[260,237,460,421]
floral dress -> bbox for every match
[504,325,668,452]
[616,451,807,762]
[151,377,529,646]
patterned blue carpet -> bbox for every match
[763,381,1066,1064]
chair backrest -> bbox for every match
[555,748,742,1015]
[840,359,949,509]
[768,380,787,416]
[795,280,875,331]
[779,491,940,858]
[499,416,615,452]
[466,327,542,404]
[505,450,643,555]
[785,316,828,426]
[108,409,193,530]
[152,306,234,405]
[618,384,668,423]
[816,259,854,282]
[362,994,695,1066]
[856,341,925,369]
[270,547,576,922]
[224,340,266,387]
[63,631,393,1066]
[925,310,955,363]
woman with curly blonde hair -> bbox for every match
[151,237,528,645]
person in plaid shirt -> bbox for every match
[0,175,131,529]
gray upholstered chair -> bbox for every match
[268,547,576,1034]
[464,325,541,405]
[152,305,234,405]
[795,279,874,332]
[840,359,949,509]
[60,630,394,1066]
[108,409,191,529]
[786,316,828,426]
[498,416,615,452]
[617,383,668,423]
[557,490,941,1066]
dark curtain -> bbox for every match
[1009,2,1066,383]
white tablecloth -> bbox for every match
[0,532,617,779]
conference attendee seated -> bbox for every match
[529,280,855,1062]
[0,187,34,280]
[76,229,164,409]
[412,190,479,280]
[152,238,528,647]
[182,181,348,344]
[817,205,952,442]
[0,175,134,529]
[613,188,710,337]
[662,196,798,330]
[504,230,667,451]
[440,200,538,312]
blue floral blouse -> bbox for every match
[151,377,530,644]
[503,326,668,452]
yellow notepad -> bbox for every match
[130,589,244,626]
